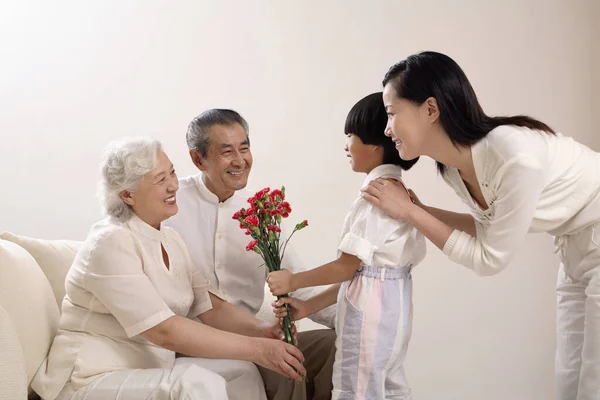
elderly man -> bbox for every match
[165,109,336,400]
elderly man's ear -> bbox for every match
[190,149,208,172]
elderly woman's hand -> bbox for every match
[254,338,306,382]
[361,178,418,222]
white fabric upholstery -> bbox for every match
[256,284,278,323]
[0,232,81,307]
[0,239,60,398]
[0,304,28,399]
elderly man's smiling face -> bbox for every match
[192,122,253,202]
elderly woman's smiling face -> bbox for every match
[120,149,179,229]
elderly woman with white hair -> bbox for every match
[32,137,305,400]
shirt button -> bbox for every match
[217,233,223,239]
[217,263,223,269]
[219,203,224,208]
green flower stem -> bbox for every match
[276,293,295,346]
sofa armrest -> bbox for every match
[0,305,28,400]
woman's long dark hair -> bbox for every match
[383,51,554,173]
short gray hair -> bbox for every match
[98,137,163,221]
[186,109,249,157]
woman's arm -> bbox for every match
[421,205,476,237]
[198,293,286,339]
[142,314,261,360]
[407,188,476,236]
[410,194,477,240]
[142,315,306,381]
[405,204,456,250]
[363,157,546,275]
[361,180,455,250]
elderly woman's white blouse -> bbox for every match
[32,214,219,400]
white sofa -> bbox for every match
[0,232,281,400]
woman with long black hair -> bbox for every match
[362,51,600,400]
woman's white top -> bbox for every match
[442,125,600,275]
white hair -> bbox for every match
[97,137,163,221]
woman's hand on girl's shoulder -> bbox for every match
[360,178,418,221]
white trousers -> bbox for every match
[555,222,600,400]
[333,266,413,400]
[56,357,267,400]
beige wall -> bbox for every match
[1,1,598,399]
[592,0,599,149]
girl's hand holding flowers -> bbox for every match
[267,269,295,296]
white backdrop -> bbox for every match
[1,1,599,399]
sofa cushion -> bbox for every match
[0,305,28,399]
[0,232,81,307]
[0,239,60,390]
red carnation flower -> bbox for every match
[255,187,270,199]
[246,206,258,216]
[244,215,259,227]
[246,240,258,251]
[270,189,284,201]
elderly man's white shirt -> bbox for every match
[165,174,336,328]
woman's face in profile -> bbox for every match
[125,150,179,228]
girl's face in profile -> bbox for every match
[344,133,381,174]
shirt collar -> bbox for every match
[361,164,404,188]
[193,173,244,207]
[194,173,220,204]
[127,213,163,242]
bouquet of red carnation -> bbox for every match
[233,186,308,346]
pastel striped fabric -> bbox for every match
[332,266,413,400]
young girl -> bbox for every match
[267,92,426,400]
